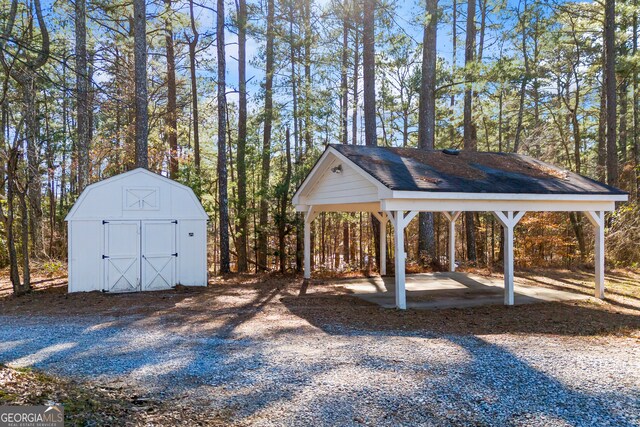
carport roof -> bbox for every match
[329,144,626,195]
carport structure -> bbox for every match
[292,144,628,309]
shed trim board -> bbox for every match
[293,145,628,310]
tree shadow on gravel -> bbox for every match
[281,294,639,425]
[0,277,298,421]
[437,335,638,426]
[281,292,640,337]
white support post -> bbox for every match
[503,223,515,305]
[493,211,526,306]
[385,210,418,310]
[393,211,406,310]
[443,211,461,272]
[585,211,605,299]
[380,213,387,276]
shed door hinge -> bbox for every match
[172,253,178,257]
[102,255,109,259]
[103,220,109,224]
[172,220,178,224]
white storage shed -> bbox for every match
[65,168,208,293]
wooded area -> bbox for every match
[0,0,637,295]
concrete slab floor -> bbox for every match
[334,272,591,309]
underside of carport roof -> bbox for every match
[292,144,628,309]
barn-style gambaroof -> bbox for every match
[292,144,628,309]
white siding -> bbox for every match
[304,156,379,205]
[68,220,103,293]
[177,220,208,286]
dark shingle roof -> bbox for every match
[330,144,626,195]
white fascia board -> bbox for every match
[390,191,628,202]
[381,198,617,213]
[296,202,382,213]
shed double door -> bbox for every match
[103,220,177,292]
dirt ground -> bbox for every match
[0,268,639,426]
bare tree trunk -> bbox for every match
[605,0,618,187]
[417,0,438,266]
[236,0,248,272]
[598,81,607,181]
[133,0,148,168]
[569,212,587,261]
[217,0,230,274]
[303,0,312,153]
[352,7,359,146]
[75,0,89,191]
[341,10,349,145]
[634,2,640,198]
[23,81,43,258]
[188,0,200,173]
[165,0,178,178]
[362,0,380,269]
[258,0,275,270]
[451,0,457,112]
[619,78,628,163]
[363,0,376,147]
[463,0,477,262]
[279,128,292,273]
[2,145,26,294]
[513,1,529,154]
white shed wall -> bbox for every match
[177,220,208,286]
[68,220,103,293]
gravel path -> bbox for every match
[1,309,639,426]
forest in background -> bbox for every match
[0,0,638,295]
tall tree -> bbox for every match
[303,0,312,153]
[362,0,381,270]
[352,1,360,146]
[76,0,90,191]
[1,0,49,285]
[236,0,249,272]
[513,0,529,154]
[417,0,438,265]
[165,0,178,179]
[278,128,292,273]
[133,0,148,168]
[188,0,201,173]
[463,0,477,262]
[258,0,275,270]
[633,0,639,197]
[341,6,349,145]
[217,0,230,273]
[605,0,618,187]
[363,0,377,147]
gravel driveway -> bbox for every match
[0,273,639,426]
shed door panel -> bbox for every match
[142,221,176,291]
[104,221,140,292]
